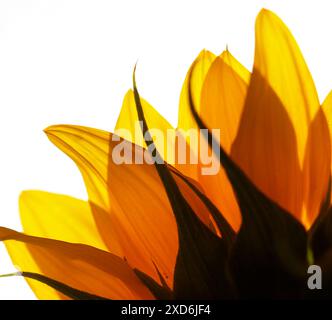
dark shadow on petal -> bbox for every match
[231,69,303,220]
[302,109,331,226]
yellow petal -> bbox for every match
[323,91,332,135]
[200,50,249,153]
[115,89,173,150]
[45,125,110,210]
[178,49,216,132]
[321,91,332,205]
[177,50,216,181]
[44,125,215,287]
[253,9,321,162]
[19,191,108,251]
[302,109,331,226]
[197,51,250,230]
[45,125,178,287]
[116,90,198,180]
[231,72,302,222]
[220,49,250,85]
[0,227,154,300]
[303,92,332,226]
[231,9,330,224]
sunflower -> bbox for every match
[1,8,332,299]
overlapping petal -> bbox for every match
[44,125,213,288]
[177,50,216,181]
[178,50,216,132]
[116,90,200,183]
[323,91,332,133]
[231,9,330,226]
[0,227,153,300]
[3,8,332,301]
[115,89,173,153]
[197,50,250,230]
[45,125,178,286]
[19,191,108,250]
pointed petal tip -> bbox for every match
[43,125,64,135]
[19,190,31,203]
[220,49,232,60]
[258,8,274,17]
[197,49,215,60]
[256,8,281,27]
[43,126,51,135]
[219,49,239,68]
[124,88,134,96]
[43,124,85,137]
[43,124,92,154]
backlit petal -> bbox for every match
[323,91,332,135]
[116,90,197,180]
[201,50,249,152]
[178,49,216,132]
[198,50,250,230]
[115,89,173,152]
[45,125,178,286]
[302,109,331,226]
[177,50,216,181]
[231,9,330,224]
[253,9,321,161]
[19,191,108,251]
[322,91,332,205]
[0,227,153,300]
[44,126,213,289]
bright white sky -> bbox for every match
[0,0,332,299]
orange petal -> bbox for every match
[322,92,332,169]
[231,9,330,224]
[0,227,153,300]
[44,125,215,287]
[197,50,250,230]
[44,125,179,287]
[321,91,332,206]
[201,50,249,153]
[177,50,216,181]
[323,91,332,134]
[231,70,302,222]
[308,91,332,224]
[303,109,331,226]
[168,165,219,233]
[253,9,321,161]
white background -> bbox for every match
[0,0,332,299]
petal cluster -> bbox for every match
[2,9,332,299]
